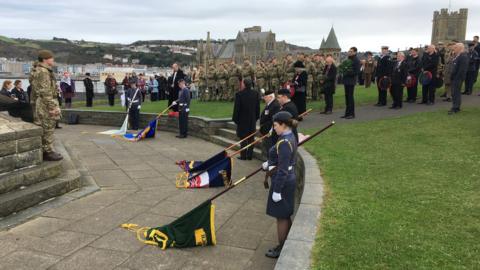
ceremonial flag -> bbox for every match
[122,200,216,249]
[123,118,158,142]
[176,156,232,188]
[176,150,227,173]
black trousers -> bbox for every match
[377,86,387,105]
[129,107,140,130]
[422,83,436,103]
[150,92,158,101]
[86,94,93,107]
[292,90,306,114]
[451,80,463,111]
[179,110,189,136]
[108,94,115,106]
[407,80,418,101]
[465,70,476,94]
[344,85,355,116]
[240,136,254,160]
[324,88,334,112]
[391,84,404,108]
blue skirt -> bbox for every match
[266,178,296,219]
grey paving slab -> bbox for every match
[181,244,255,270]
[50,246,129,270]
[7,216,71,238]
[27,230,98,257]
[120,246,192,270]
[0,250,61,270]
[89,228,145,253]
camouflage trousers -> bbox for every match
[312,81,322,100]
[307,78,313,99]
[198,84,207,101]
[229,78,240,101]
[34,114,57,153]
[256,78,266,92]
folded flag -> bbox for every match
[122,200,216,249]
[123,118,158,142]
[176,150,227,173]
[176,157,232,188]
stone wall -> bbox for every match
[0,114,43,174]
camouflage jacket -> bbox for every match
[255,66,267,79]
[217,68,229,81]
[30,63,59,112]
[228,64,242,79]
[241,64,255,80]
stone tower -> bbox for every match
[319,27,341,62]
[431,8,468,44]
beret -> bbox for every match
[38,50,54,60]
[277,88,291,97]
[273,111,292,122]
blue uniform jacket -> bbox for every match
[178,87,191,112]
[267,131,297,193]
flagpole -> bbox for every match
[156,99,178,120]
[206,121,335,202]
[224,108,313,151]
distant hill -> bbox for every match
[0,36,315,66]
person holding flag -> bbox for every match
[262,111,298,258]
[126,81,141,130]
[172,79,190,138]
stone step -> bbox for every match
[0,169,81,217]
[216,128,239,142]
[209,135,263,160]
[225,121,237,130]
[0,161,63,195]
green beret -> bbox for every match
[38,50,54,60]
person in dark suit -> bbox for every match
[320,55,337,114]
[375,46,392,106]
[277,88,299,142]
[260,89,281,158]
[390,52,408,109]
[342,47,360,119]
[173,79,191,138]
[420,45,440,105]
[406,48,422,103]
[169,63,185,112]
[462,43,479,95]
[83,73,94,107]
[125,81,141,130]
[232,78,260,160]
[449,43,469,114]
[292,55,308,115]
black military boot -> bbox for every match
[43,151,63,161]
[265,245,282,258]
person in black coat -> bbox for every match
[156,75,167,100]
[292,55,308,115]
[462,43,479,95]
[420,45,439,105]
[320,56,337,114]
[277,88,299,142]
[168,63,185,112]
[173,79,191,138]
[232,78,260,160]
[390,52,408,109]
[449,43,469,114]
[375,46,392,106]
[342,47,360,119]
[406,48,422,103]
[259,89,281,158]
[83,73,94,107]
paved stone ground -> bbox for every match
[0,125,278,270]
[301,93,480,129]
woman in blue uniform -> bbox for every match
[262,111,298,258]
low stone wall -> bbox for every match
[60,109,322,270]
[0,114,43,174]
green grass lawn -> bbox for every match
[304,107,480,269]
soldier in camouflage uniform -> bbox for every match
[313,54,326,100]
[217,63,229,101]
[255,60,267,93]
[305,54,316,100]
[197,65,207,101]
[30,50,63,161]
[206,62,217,101]
[283,54,295,84]
[268,57,282,92]
[241,58,255,84]
[227,59,242,101]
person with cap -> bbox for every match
[232,78,260,160]
[364,52,375,88]
[292,55,308,115]
[83,73,94,107]
[342,47,360,119]
[320,55,337,114]
[375,46,392,106]
[259,89,281,158]
[262,111,298,259]
[277,88,299,142]
[462,42,479,95]
[125,81,141,130]
[449,43,469,114]
[172,79,190,138]
[29,50,63,161]
[420,45,440,105]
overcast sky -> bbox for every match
[1,0,479,52]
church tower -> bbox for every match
[431,8,468,44]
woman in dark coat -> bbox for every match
[262,111,298,258]
[320,56,337,114]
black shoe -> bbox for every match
[461,92,467,95]
[237,156,247,160]
[43,151,63,161]
[340,115,346,118]
[389,106,396,109]
[246,157,253,160]
[448,109,459,115]
[265,246,282,258]
[55,123,62,129]
[325,111,332,115]
[374,103,382,107]
[345,115,355,119]
[443,98,451,102]
[408,100,415,103]
[418,101,427,104]
[176,135,186,139]
[319,111,327,114]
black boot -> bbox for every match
[43,151,63,161]
[265,245,282,258]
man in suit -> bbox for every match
[259,89,281,157]
[277,88,299,142]
[462,43,479,95]
[320,55,337,114]
[83,73,94,107]
[172,79,191,138]
[420,45,440,105]
[449,43,469,114]
[375,46,392,106]
[342,47,360,119]
[232,78,260,160]
[390,52,408,109]
[406,48,422,103]
[292,54,308,115]
[169,63,185,112]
